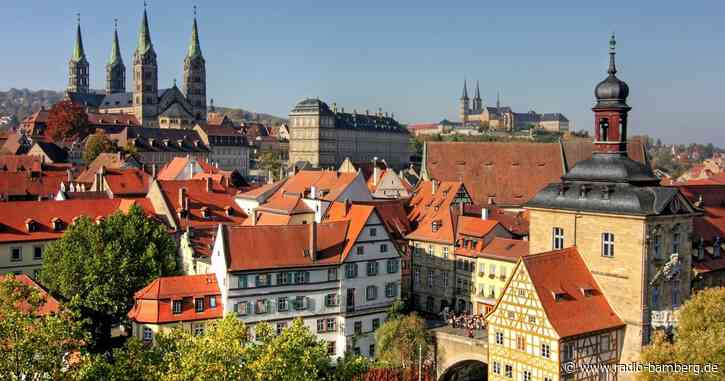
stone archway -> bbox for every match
[439,359,487,381]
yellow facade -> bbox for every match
[473,256,517,314]
[527,208,693,367]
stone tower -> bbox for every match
[183,7,207,121]
[132,6,159,127]
[459,79,469,125]
[525,35,696,373]
[67,15,89,94]
[106,19,126,95]
[472,80,482,113]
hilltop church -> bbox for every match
[65,7,208,128]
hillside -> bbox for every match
[0,88,286,128]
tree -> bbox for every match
[250,319,331,381]
[374,313,431,369]
[46,100,90,141]
[40,205,177,351]
[83,131,117,163]
[639,287,725,381]
[256,150,283,180]
[0,275,87,380]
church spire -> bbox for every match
[72,13,86,62]
[187,5,203,59]
[137,4,153,54]
[108,19,123,65]
[461,78,469,100]
[607,33,617,76]
[474,80,481,100]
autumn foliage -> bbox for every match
[46,100,90,141]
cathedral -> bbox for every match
[65,7,207,128]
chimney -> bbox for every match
[151,163,157,179]
[345,198,351,215]
[206,176,212,193]
[179,187,188,210]
[482,207,489,220]
[309,221,317,262]
[431,179,438,195]
[372,157,380,186]
[66,168,73,183]
[250,210,257,226]
[310,186,317,200]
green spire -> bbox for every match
[72,13,86,62]
[187,6,202,59]
[108,19,123,65]
[136,6,153,54]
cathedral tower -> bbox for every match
[459,79,469,125]
[183,7,207,121]
[106,19,126,95]
[133,6,159,127]
[67,14,89,94]
[472,80,482,113]
[592,34,631,155]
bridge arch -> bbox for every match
[439,359,487,381]
[432,328,488,381]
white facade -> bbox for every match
[210,210,402,359]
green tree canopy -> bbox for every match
[83,131,117,163]
[0,275,87,380]
[639,287,725,381]
[40,205,177,351]
[374,312,431,369]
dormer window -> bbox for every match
[552,290,568,302]
[580,285,596,297]
[172,300,182,314]
[200,207,210,219]
[25,219,37,233]
[51,217,63,231]
[431,220,442,232]
[224,206,233,216]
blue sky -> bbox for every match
[1,0,724,145]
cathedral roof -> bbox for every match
[186,16,203,60]
[72,19,86,62]
[108,22,123,66]
[136,8,154,55]
[99,92,133,108]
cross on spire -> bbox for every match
[194,5,197,17]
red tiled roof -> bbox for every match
[266,170,360,203]
[196,123,241,137]
[157,179,246,230]
[324,202,377,261]
[224,222,348,271]
[87,113,139,127]
[357,199,412,241]
[674,184,725,274]
[0,171,67,200]
[522,247,624,338]
[0,274,60,316]
[158,156,222,181]
[0,155,42,172]
[405,180,465,244]
[257,193,314,215]
[236,180,286,201]
[0,199,124,243]
[464,205,530,236]
[456,216,499,238]
[76,153,129,184]
[128,274,222,324]
[104,168,150,196]
[479,238,529,262]
[407,123,439,131]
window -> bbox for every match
[370,227,377,237]
[516,335,526,351]
[294,271,310,284]
[366,285,378,300]
[353,347,360,355]
[427,270,434,287]
[493,361,501,375]
[553,227,564,250]
[443,246,449,259]
[255,299,269,314]
[33,246,42,260]
[357,246,365,255]
[278,272,291,285]
[172,300,182,314]
[443,272,449,288]
[673,232,680,254]
[653,234,661,259]
[507,311,515,319]
[327,341,336,355]
[142,327,153,342]
[326,318,336,332]
[372,318,380,331]
[369,344,375,358]
[195,298,204,313]
[256,274,271,287]
[238,275,248,289]
[386,259,399,273]
[428,244,434,256]
[544,378,553,381]
[495,331,504,345]
[294,296,306,310]
[367,261,378,276]
[672,280,680,306]
[345,263,358,278]
[505,364,513,378]
[354,321,362,335]
[541,343,551,358]
[236,301,250,316]
[194,324,204,336]
[325,293,338,306]
[380,243,388,253]
[426,296,434,312]
[317,319,325,333]
[562,343,574,362]
[209,296,217,308]
[523,370,532,381]
[414,267,420,284]
[276,322,287,335]
[652,286,660,307]
[528,315,536,324]
[10,247,21,262]
[518,288,526,297]
[278,297,289,311]
[385,282,398,298]
[602,232,615,257]
[600,334,611,352]
[328,268,338,281]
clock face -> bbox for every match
[670,197,681,213]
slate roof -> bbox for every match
[540,113,569,122]
[32,141,68,162]
[98,92,133,108]
[291,98,407,134]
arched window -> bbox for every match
[599,118,609,141]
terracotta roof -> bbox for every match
[0,134,30,155]
[187,226,217,257]
[0,274,60,316]
[456,216,499,238]
[196,123,241,137]
[87,112,139,127]
[104,168,150,197]
[357,199,412,241]
[0,171,67,200]
[156,179,246,230]
[157,156,222,181]
[236,180,286,201]
[0,199,124,243]
[0,155,42,172]
[425,140,647,207]
[256,193,314,215]
[464,205,530,236]
[521,247,624,338]
[76,152,130,184]
[324,202,378,261]
[224,222,348,271]
[274,170,360,202]
[128,274,222,324]
[405,180,466,244]
[674,184,725,274]
[207,113,228,127]
[479,238,529,262]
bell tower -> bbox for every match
[67,14,89,94]
[593,34,631,155]
[183,6,207,122]
[459,79,469,125]
[133,5,159,127]
[106,19,126,95]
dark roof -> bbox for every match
[66,91,106,108]
[109,127,210,153]
[99,92,133,108]
[291,98,407,134]
[33,141,68,162]
[291,98,332,114]
[540,113,569,122]
[562,153,659,184]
